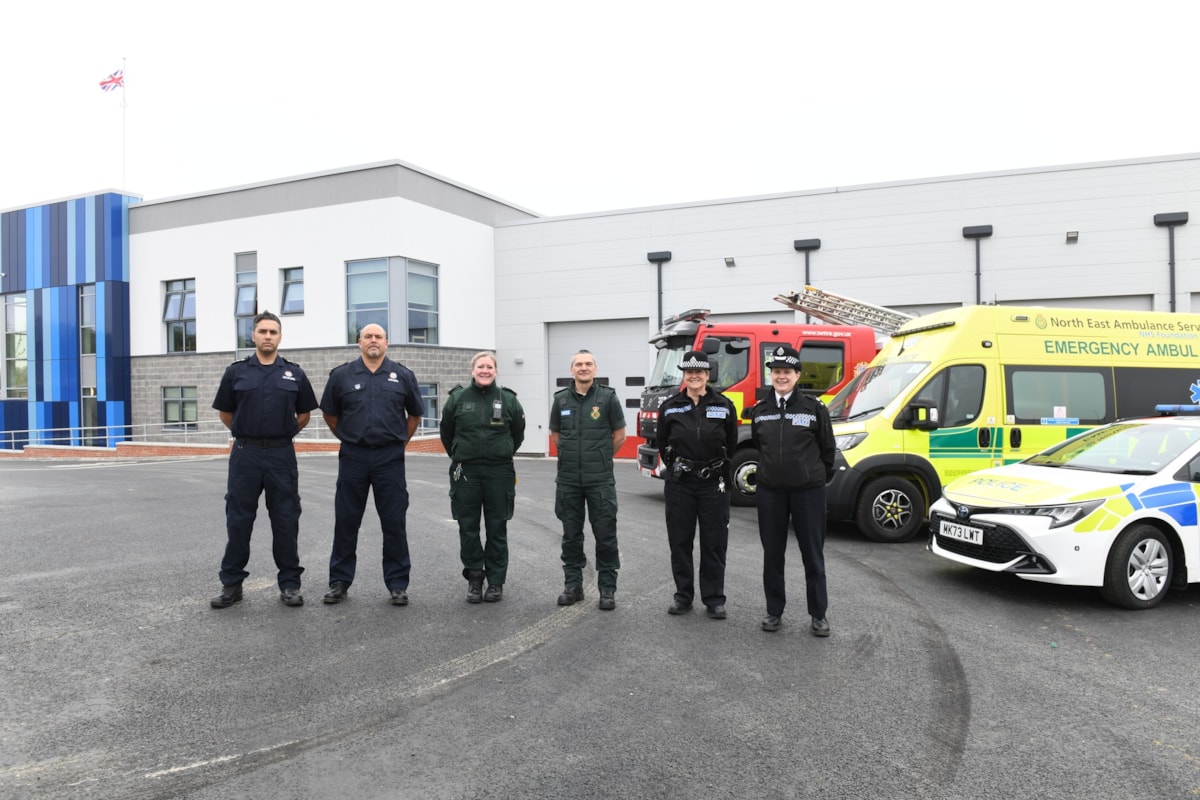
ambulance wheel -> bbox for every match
[1101,525,1173,609]
[856,476,925,543]
[730,449,758,507]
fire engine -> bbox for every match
[636,288,910,506]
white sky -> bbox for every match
[4,1,1198,217]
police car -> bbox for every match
[929,409,1200,609]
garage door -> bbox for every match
[546,318,649,448]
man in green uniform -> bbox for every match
[440,352,526,603]
[549,349,626,610]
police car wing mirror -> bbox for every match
[896,399,940,431]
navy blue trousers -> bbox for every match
[220,442,303,590]
[665,477,729,608]
[329,444,411,590]
[756,483,828,619]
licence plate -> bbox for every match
[940,520,984,545]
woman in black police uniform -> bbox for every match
[658,350,738,619]
[439,352,526,603]
[750,344,836,636]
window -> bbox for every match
[419,383,439,431]
[163,386,198,431]
[235,253,258,350]
[80,285,99,444]
[407,261,438,344]
[346,258,388,343]
[281,267,304,315]
[164,279,196,353]
[344,257,440,345]
[1008,367,1110,425]
[3,294,27,398]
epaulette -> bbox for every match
[500,385,518,396]
[448,384,465,395]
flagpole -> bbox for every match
[121,56,127,190]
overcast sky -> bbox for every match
[4,1,1197,217]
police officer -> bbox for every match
[549,349,626,610]
[320,323,425,605]
[210,311,319,609]
[440,351,526,603]
[658,350,738,619]
[750,344,836,636]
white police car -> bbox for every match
[929,410,1200,609]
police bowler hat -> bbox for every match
[678,350,711,371]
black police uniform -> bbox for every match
[749,389,836,622]
[320,355,425,592]
[212,354,319,591]
[548,382,625,593]
[658,384,738,611]
[440,380,526,590]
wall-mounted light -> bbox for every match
[1153,212,1189,312]
[647,251,673,330]
[724,257,736,268]
[1065,231,1079,244]
[513,357,525,365]
[962,225,993,305]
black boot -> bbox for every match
[466,571,484,604]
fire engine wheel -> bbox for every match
[855,476,925,543]
[729,449,758,507]
[1101,525,1173,610]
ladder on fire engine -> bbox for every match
[774,286,915,337]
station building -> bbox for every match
[0,153,1195,454]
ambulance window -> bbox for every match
[911,365,984,427]
[1007,367,1111,424]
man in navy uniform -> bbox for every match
[320,323,425,605]
[210,311,319,609]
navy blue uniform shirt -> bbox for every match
[320,356,425,446]
[212,355,319,439]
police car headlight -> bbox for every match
[835,432,867,451]
[1005,499,1104,529]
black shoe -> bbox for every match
[323,581,349,604]
[706,604,727,620]
[557,586,584,606]
[389,589,409,606]
[483,585,503,603]
[761,614,782,632]
[280,587,303,607]
[811,617,831,637]
[466,574,484,604]
[598,588,616,611]
[667,599,692,615]
[210,584,243,609]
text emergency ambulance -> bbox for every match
[824,304,1200,542]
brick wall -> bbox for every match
[130,344,481,444]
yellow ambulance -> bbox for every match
[825,304,1200,542]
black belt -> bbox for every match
[237,438,293,448]
[671,456,728,480]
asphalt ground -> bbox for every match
[2,453,1199,799]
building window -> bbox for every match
[281,267,304,315]
[3,294,27,398]
[344,257,440,345]
[164,279,196,353]
[407,261,438,344]
[346,258,389,343]
[80,285,99,444]
[419,383,439,431]
[235,253,258,350]
[163,386,198,430]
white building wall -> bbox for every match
[130,196,496,356]
[495,154,1198,453]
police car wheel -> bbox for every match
[1101,524,1174,610]
[729,449,758,507]
[856,476,925,543]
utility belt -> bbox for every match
[670,456,728,481]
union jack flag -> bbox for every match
[99,69,124,92]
